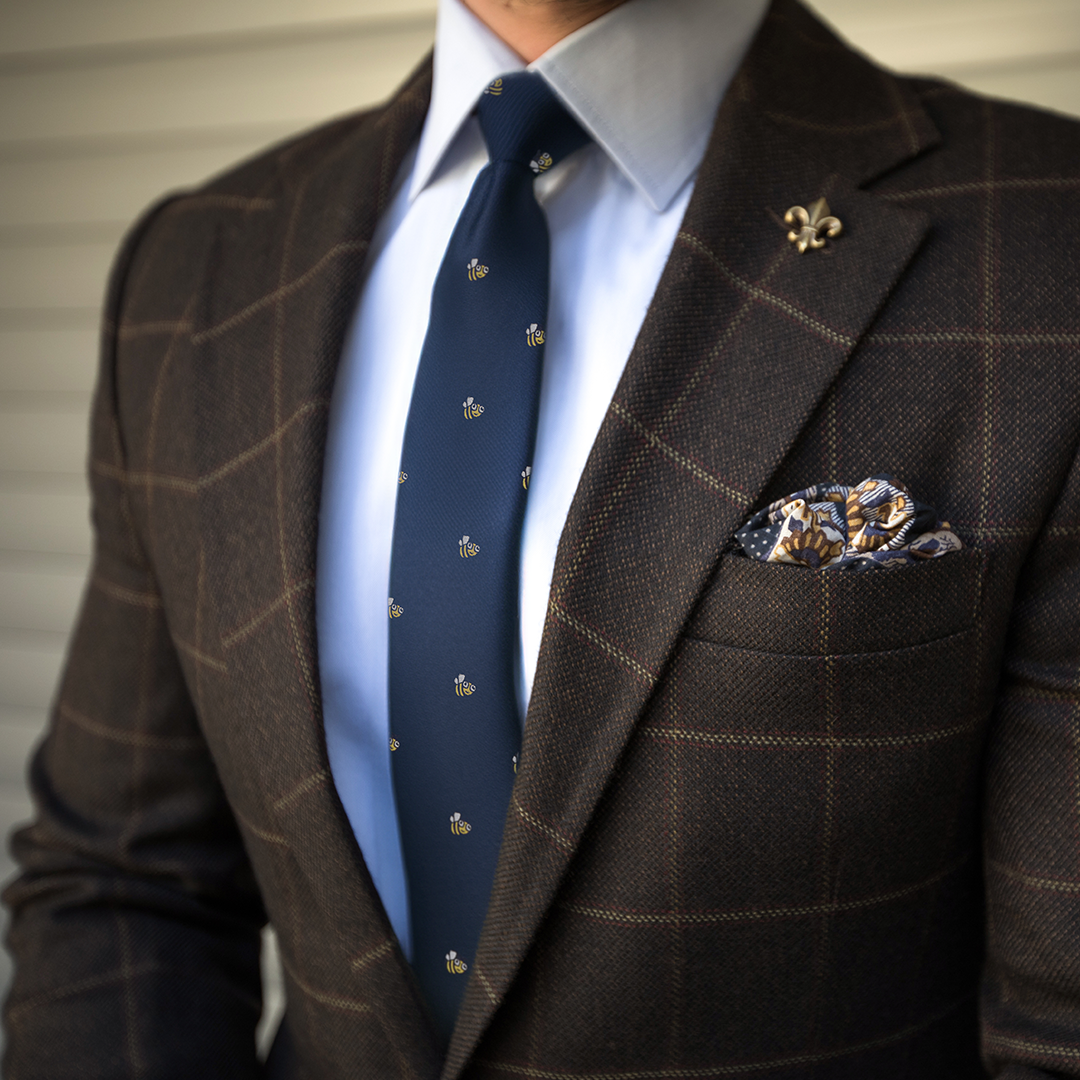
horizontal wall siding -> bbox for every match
[0,23,437,144]
[0,0,1078,1056]
[0,0,438,53]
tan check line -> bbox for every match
[610,402,750,507]
[1011,685,1079,706]
[677,232,856,348]
[5,962,167,1020]
[548,601,656,685]
[232,806,288,847]
[91,575,162,609]
[513,797,575,853]
[480,995,969,1077]
[984,1034,1080,1061]
[279,952,372,1015]
[173,635,227,673]
[349,940,396,972]
[221,574,316,649]
[475,963,500,1007]
[91,398,329,494]
[866,331,1080,346]
[560,858,963,928]
[202,398,329,487]
[191,240,368,344]
[58,702,204,751]
[92,459,197,493]
[167,194,275,212]
[989,860,1080,894]
[273,768,331,812]
[116,320,193,341]
[886,177,1080,202]
[644,718,978,751]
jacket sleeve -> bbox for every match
[982,442,1080,1077]
[2,202,267,1079]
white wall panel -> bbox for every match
[0,26,436,144]
[810,0,1080,70]
[0,566,86,635]
[0,631,67,711]
[0,784,34,852]
[0,0,437,54]
[0,407,89,475]
[0,331,99,392]
[0,488,92,556]
[958,58,1080,119]
[0,707,46,785]
[0,242,115,311]
[0,143,283,229]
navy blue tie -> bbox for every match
[388,72,589,1042]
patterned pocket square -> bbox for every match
[735,474,962,570]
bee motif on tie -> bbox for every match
[512,754,518,774]
[450,812,472,836]
[454,674,476,697]
[398,471,408,484]
[459,535,480,558]
[388,597,404,619]
[467,258,489,281]
[526,323,545,347]
[530,152,553,174]
[462,397,485,420]
[521,466,531,490]
[389,737,400,752]
[446,951,468,974]
[483,78,503,96]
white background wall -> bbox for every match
[1,0,1078,1055]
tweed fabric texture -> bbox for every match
[5,2,1080,1077]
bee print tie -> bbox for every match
[388,72,589,1044]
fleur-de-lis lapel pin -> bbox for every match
[785,197,843,253]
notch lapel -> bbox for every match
[447,1,940,1072]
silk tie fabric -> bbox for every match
[388,72,589,1043]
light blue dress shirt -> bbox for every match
[316,0,769,960]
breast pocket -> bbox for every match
[630,548,990,911]
[675,548,986,735]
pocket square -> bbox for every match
[735,474,962,570]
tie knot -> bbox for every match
[476,71,589,173]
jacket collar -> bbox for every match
[412,0,770,212]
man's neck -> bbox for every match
[459,0,628,62]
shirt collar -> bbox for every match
[409,0,770,213]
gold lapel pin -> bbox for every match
[785,197,842,253]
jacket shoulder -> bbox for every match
[112,53,433,328]
[904,74,1080,175]
[113,109,380,317]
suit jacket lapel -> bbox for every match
[447,1,940,1072]
[193,61,441,1070]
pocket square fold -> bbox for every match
[735,474,962,570]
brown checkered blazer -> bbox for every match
[6,1,1080,1076]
